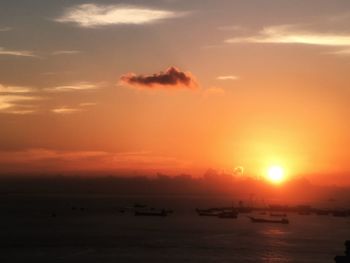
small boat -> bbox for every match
[218,209,238,219]
[135,209,167,217]
[196,207,238,218]
[196,209,221,217]
[248,216,289,224]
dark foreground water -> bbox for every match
[0,195,349,263]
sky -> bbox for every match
[0,0,350,185]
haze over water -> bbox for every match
[1,194,350,263]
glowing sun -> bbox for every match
[266,165,285,184]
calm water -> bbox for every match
[0,195,349,262]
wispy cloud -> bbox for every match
[2,108,37,115]
[0,84,34,93]
[51,50,81,56]
[326,48,350,56]
[0,95,40,114]
[51,102,97,114]
[51,106,83,114]
[46,82,101,92]
[0,148,190,172]
[0,47,37,57]
[217,75,239,81]
[120,67,197,90]
[225,25,350,47]
[79,102,97,107]
[0,81,99,114]
[55,3,183,28]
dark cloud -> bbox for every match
[120,67,197,89]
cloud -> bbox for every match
[0,148,108,163]
[0,95,40,114]
[79,102,97,107]
[0,148,190,173]
[0,47,37,57]
[51,102,97,114]
[51,50,81,55]
[225,25,350,47]
[217,75,239,81]
[0,83,40,114]
[55,3,182,28]
[326,48,350,56]
[0,84,34,93]
[46,82,101,92]
[51,106,83,114]
[0,81,99,114]
[120,67,197,89]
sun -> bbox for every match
[266,165,285,184]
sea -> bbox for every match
[1,194,349,263]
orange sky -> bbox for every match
[0,0,350,185]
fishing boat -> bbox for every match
[134,209,167,217]
[248,216,289,224]
[196,207,238,218]
[218,210,238,219]
[196,208,221,217]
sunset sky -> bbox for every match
[1,0,350,184]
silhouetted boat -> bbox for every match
[334,240,350,262]
[196,207,238,218]
[196,208,221,217]
[135,209,167,217]
[248,216,289,224]
[218,209,238,219]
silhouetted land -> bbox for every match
[0,170,349,204]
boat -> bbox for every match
[196,207,238,218]
[134,209,167,217]
[218,209,238,219]
[196,208,221,217]
[248,216,289,224]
